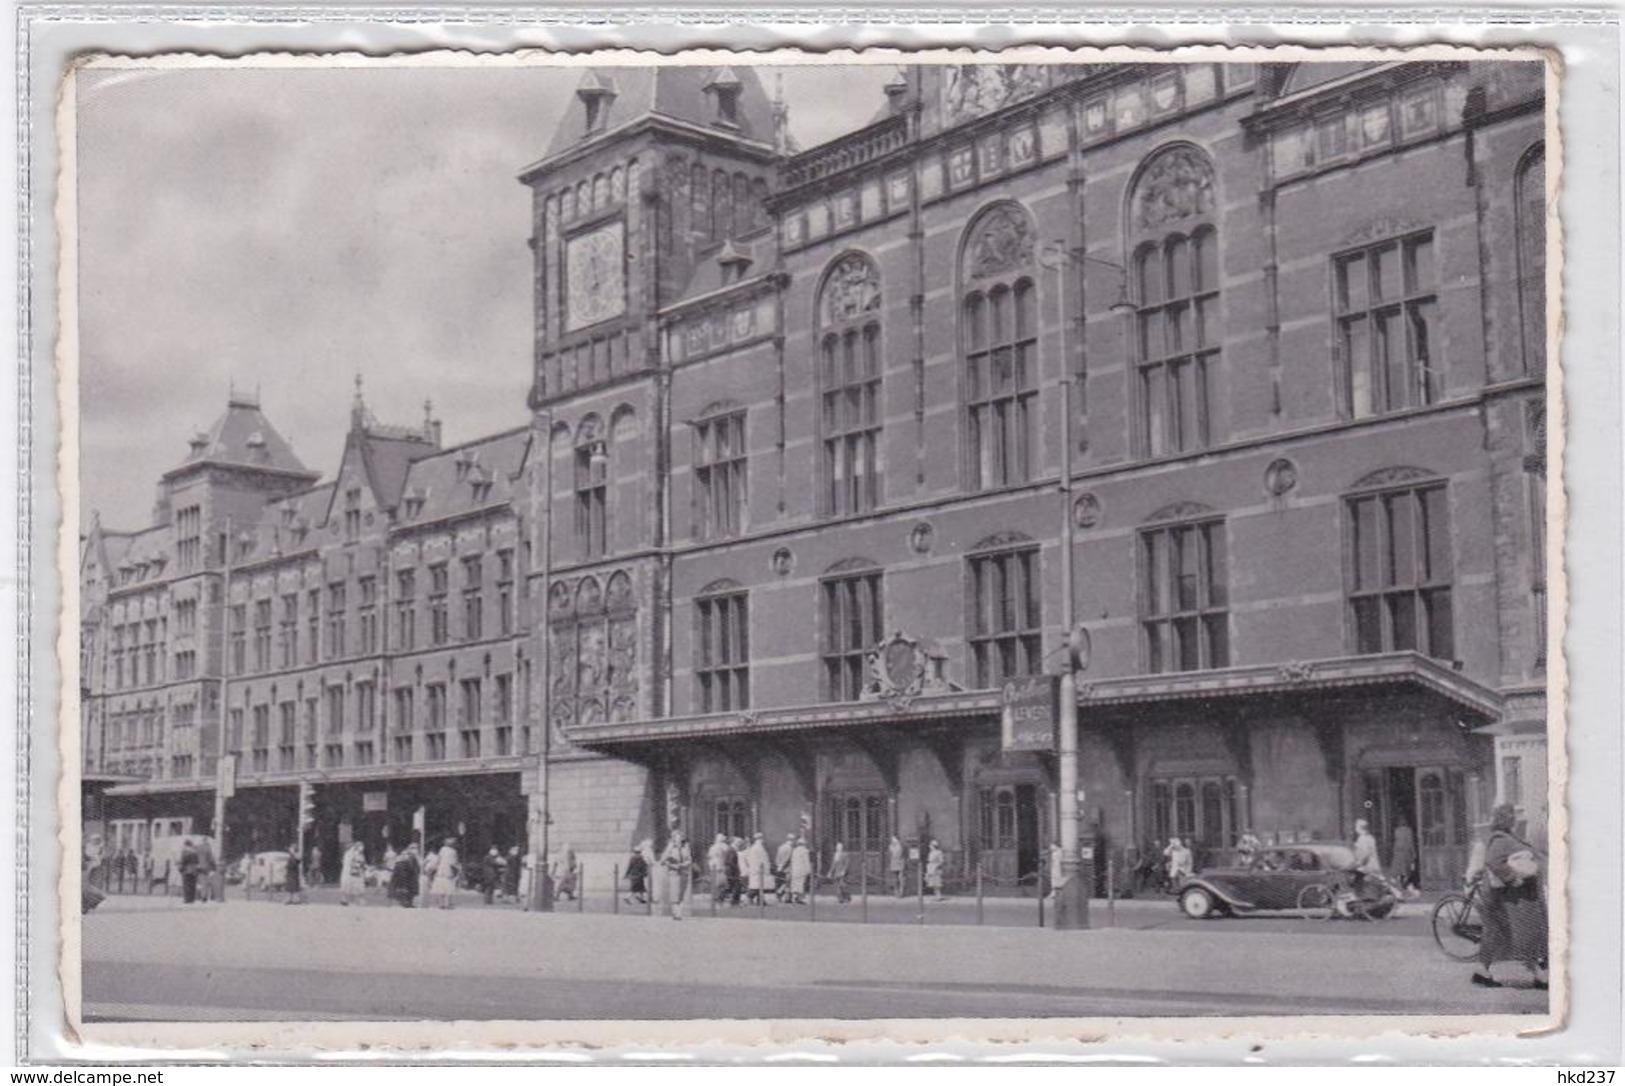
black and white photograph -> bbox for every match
[62,46,1561,1042]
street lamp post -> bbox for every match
[1039,242,1130,931]
[527,408,556,912]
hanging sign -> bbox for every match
[1001,676,1059,752]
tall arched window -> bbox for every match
[574,416,607,559]
[961,202,1038,490]
[817,253,883,516]
[1129,145,1220,457]
[1516,144,1546,375]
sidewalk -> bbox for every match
[80,893,1548,1020]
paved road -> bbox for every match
[79,895,1549,1022]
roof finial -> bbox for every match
[772,72,796,155]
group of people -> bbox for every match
[625,832,951,915]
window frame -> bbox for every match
[820,568,883,703]
[1132,227,1219,457]
[1344,480,1454,660]
[695,587,750,713]
[963,278,1039,490]
[966,544,1043,688]
[1332,230,1440,419]
[694,410,748,540]
[1138,516,1230,673]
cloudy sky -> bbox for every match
[74,60,893,528]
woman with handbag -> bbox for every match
[1471,804,1548,990]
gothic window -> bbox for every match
[1140,514,1229,672]
[695,581,749,713]
[549,571,640,735]
[690,162,709,239]
[575,417,608,559]
[1130,146,1220,458]
[961,203,1038,490]
[1517,145,1546,375]
[817,253,883,516]
[1335,231,1438,417]
[821,562,882,702]
[712,168,730,241]
[1346,474,1453,658]
[732,173,750,237]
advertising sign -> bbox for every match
[1001,676,1058,752]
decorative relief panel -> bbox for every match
[963,202,1035,282]
[550,569,640,739]
[565,220,626,331]
[1135,146,1216,230]
[819,253,881,326]
[940,65,1050,127]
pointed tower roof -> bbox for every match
[538,66,777,162]
[163,390,318,483]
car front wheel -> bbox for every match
[1179,887,1216,919]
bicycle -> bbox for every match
[1296,872,1398,921]
[1431,879,1486,961]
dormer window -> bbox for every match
[576,72,617,135]
[717,239,752,285]
[705,68,743,127]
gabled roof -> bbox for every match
[672,230,774,307]
[540,66,777,162]
[396,427,533,527]
[165,393,316,482]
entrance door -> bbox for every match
[1361,764,1465,889]
[1014,785,1040,883]
[1416,767,1467,888]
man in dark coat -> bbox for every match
[504,846,522,902]
[482,846,506,905]
[178,840,200,904]
[390,844,421,908]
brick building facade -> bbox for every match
[85,58,1550,892]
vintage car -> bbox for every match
[1175,843,1379,919]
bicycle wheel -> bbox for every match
[1296,883,1335,920]
[1432,892,1484,962]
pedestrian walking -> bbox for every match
[505,846,523,902]
[481,846,505,905]
[744,832,770,905]
[1389,819,1419,898]
[774,835,795,902]
[660,831,692,920]
[926,839,947,902]
[888,835,906,897]
[553,844,579,901]
[726,837,745,906]
[1163,837,1193,887]
[707,834,729,903]
[790,837,812,904]
[625,840,651,905]
[178,838,201,904]
[283,842,306,905]
[827,842,851,904]
[389,844,420,908]
[432,837,460,909]
[1471,804,1548,990]
[339,840,368,906]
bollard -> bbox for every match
[1038,882,1046,928]
[1106,859,1116,928]
[613,864,620,915]
[976,861,984,926]
[861,861,868,924]
[758,878,765,920]
[647,875,655,917]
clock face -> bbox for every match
[565,221,626,331]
